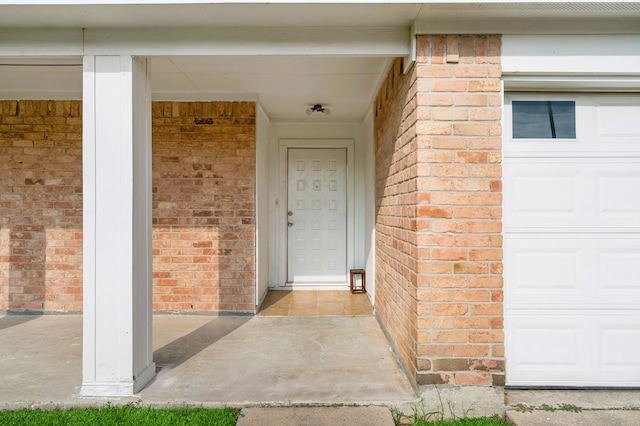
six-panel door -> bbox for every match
[287,148,347,284]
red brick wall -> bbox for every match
[375,35,505,387]
[0,100,83,311]
[374,59,420,382]
[152,102,256,313]
[1,100,256,314]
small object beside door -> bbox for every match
[349,269,366,294]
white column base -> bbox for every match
[79,362,156,397]
[133,362,157,394]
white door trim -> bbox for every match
[275,139,355,289]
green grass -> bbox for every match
[413,414,510,426]
[0,404,239,426]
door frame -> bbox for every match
[276,139,355,288]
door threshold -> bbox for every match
[259,289,373,317]
[274,283,349,291]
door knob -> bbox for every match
[288,211,293,216]
[288,222,294,227]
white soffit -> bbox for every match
[0,55,393,123]
[0,3,420,28]
[416,2,640,34]
[151,55,391,122]
[0,56,82,99]
[1,2,640,31]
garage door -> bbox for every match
[504,93,640,387]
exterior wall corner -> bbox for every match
[375,34,505,388]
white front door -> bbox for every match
[287,148,347,285]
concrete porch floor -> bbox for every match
[2,311,640,425]
[0,304,416,410]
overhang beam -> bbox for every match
[0,27,411,57]
[83,27,411,57]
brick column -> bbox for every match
[414,35,504,387]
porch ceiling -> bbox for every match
[0,55,391,122]
[151,55,392,122]
[1,2,639,122]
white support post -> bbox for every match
[81,55,154,396]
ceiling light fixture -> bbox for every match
[305,104,330,116]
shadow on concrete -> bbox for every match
[153,316,250,370]
[0,312,42,331]
[140,316,416,404]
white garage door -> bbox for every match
[504,93,640,387]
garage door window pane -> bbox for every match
[513,101,576,139]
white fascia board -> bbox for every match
[0,28,82,56]
[503,76,640,92]
[0,26,410,57]
[3,0,638,4]
[83,27,410,56]
[503,35,640,75]
[415,18,640,35]
[0,0,481,4]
